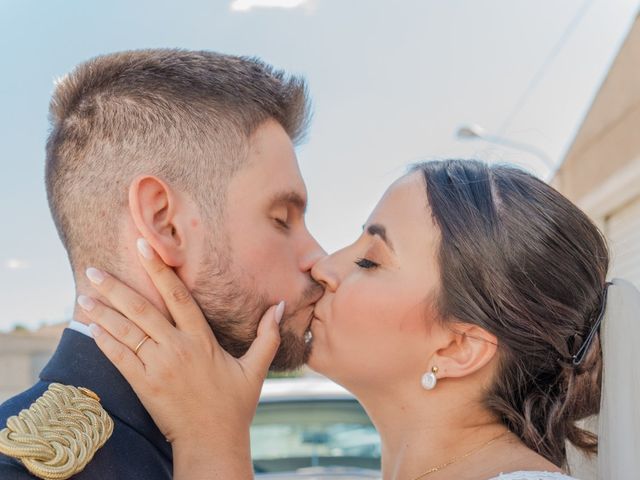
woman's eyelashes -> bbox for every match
[355,257,380,269]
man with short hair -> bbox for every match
[0,49,324,479]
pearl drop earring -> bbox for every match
[421,366,439,390]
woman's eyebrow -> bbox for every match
[362,223,395,253]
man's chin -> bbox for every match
[267,309,315,371]
[269,328,311,372]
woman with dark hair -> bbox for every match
[82,160,639,479]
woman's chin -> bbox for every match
[306,339,324,373]
[306,325,329,374]
[307,349,355,396]
[306,319,343,385]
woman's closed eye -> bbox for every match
[355,257,380,269]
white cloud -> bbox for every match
[5,259,30,270]
[230,0,311,12]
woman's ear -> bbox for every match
[432,323,498,380]
[128,175,188,267]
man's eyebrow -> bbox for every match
[270,191,307,213]
[362,223,395,252]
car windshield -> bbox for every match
[251,399,381,474]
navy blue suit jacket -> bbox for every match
[0,329,173,479]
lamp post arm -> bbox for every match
[479,134,554,169]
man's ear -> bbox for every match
[432,322,498,380]
[128,175,187,267]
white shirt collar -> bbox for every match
[67,319,92,337]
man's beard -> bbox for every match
[190,250,319,371]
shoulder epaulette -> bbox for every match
[0,383,113,479]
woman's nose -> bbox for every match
[311,253,339,292]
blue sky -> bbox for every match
[1,0,638,331]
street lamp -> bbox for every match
[455,124,555,171]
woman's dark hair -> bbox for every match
[411,159,608,468]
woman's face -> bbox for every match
[308,172,443,390]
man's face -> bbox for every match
[191,120,325,370]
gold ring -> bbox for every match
[134,335,151,355]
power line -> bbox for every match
[497,0,595,135]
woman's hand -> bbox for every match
[79,238,283,479]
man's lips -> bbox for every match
[306,283,325,306]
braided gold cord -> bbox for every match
[0,383,114,480]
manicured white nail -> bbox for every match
[275,301,286,324]
[86,267,105,285]
[77,295,96,312]
[137,238,154,259]
[89,323,103,338]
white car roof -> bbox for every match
[259,376,353,402]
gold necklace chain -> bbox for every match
[411,431,510,480]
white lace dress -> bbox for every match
[489,472,579,479]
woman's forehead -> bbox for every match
[366,173,438,252]
[370,173,429,220]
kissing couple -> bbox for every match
[0,49,638,480]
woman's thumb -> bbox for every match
[241,301,284,376]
